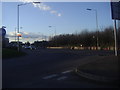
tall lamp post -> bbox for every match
[86,8,99,50]
[17,2,40,52]
[49,26,56,36]
[48,26,57,46]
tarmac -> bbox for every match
[75,55,119,85]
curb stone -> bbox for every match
[74,68,119,83]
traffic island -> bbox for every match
[75,55,119,84]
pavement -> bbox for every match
[75,55,119,85]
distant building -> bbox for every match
[4,38,9,47]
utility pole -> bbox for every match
[17,4,20,52]
[17,2,40,52]
[86,8,99,50]
[111,1,120,56]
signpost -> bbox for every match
[111,1,120,20]
[111,1,120,56]
[2,28,6,37]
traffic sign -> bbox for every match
[111,1,120,20]
[0,28,6,37]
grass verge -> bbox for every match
[2,48,26,59]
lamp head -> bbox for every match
[86,8,92,10]
[33,2,41,4]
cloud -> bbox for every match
[19,0,35,3]
[58,13,61,17]
[50,10,61,17]
[37,3,51,11]
[7,31,45,38]
[19,0,62,17]
[7,31,49,43]
[50,10,57,14]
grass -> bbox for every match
[2,48,26,59]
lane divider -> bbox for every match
[61,70,73,74]
[42,69,73,80]
[57,76,68,81]
[42,74,58,79]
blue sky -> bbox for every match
[2,2,114,43]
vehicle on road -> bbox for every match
[30,45,36,50]
[23,45,36,50]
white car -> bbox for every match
[24,45,36,50]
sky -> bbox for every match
[2,1,114,43]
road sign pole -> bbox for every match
[113,19,118,56]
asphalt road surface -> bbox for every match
[2,48,118,88]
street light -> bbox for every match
[17,2,40,52]
[86,8,92,11]
[48,26,56,36]
[86,8,99,50]
[48,26,57,46]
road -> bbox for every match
[2,48,117,88]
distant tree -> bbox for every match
[33,41,49,48]
[25,41,30,46]
[49,26,118,49]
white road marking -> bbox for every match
[42,70,72,80]
[57,76,68,80]
[61,70,73,74]
[42,74,58,79]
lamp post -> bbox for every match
[86,8,99,50]
[48,26,57,46]
[49,26,56,36]
[17,2,40,52]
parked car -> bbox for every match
[24,46,31,49]
[30,45,36,50]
